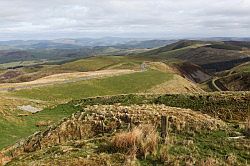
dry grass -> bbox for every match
[225,154,237,165]
[85,104,226,132]
[0,69,135,91]
[0,94,45,122]
[158,145,169,162]
[112,124,159,159]
[199,157,219,166]
[148,74,204,94]
[0,152,11,165]
[246,115,250,137]
[35,120,52,127]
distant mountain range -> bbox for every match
[0,37,173,49]
[0,37,250,67]
[1,37,249,50]
[197,37,250,42]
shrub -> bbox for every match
[112,124,159,159]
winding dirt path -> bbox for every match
[211,77,228,91]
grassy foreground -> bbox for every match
[0,103,80,150]
[2,93,250,165]
[1,92,249,150]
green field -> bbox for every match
[0,104,79,149]
[233,63,250,73]
[0,60,47,69]
[56,56,143,71]
[0,56,145,83]
[12,70,173,102]
[157,44,206,59]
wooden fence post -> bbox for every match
[58,133,61,144]
[101,120,104,136]
[128,117,132,131]
[78,126,82,139]
[161,116,168,141]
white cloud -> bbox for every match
[0,0,249,40]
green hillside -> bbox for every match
[136,40,250,72]
[0,56,144,83]
[141,40,209,56]
[11,70,173,102]
[217,63,250,91]
[0,69,173,149]
[56,56,143,71]
[232,62,250,73]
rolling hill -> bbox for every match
[138,40,250,72]
[0,55,204,151]
[216,62,250,91]
[0,39,249,165]
[0,38,176,65]
[0,56,144,83]
[135,40,250,91]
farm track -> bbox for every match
[211,77,229,91]
[0,69,138,91]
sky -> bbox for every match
[0,0,249,40]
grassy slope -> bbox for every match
[56,56,143,71]
[0,56,144,83]
[12,70,173,102]
[0,104,78,150]
[0,55,169,149]
[232,62,250,73]
[137,40,249,73]
[208,62,250,91]
[7,130,250,165]
[4,93,250,165]
[1,91,249,150]
[137,40,208,60]
[0,70,172,148]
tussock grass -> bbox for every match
[112,124,159,159]
[246,115,250,137]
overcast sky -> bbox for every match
[0,0,249,40]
